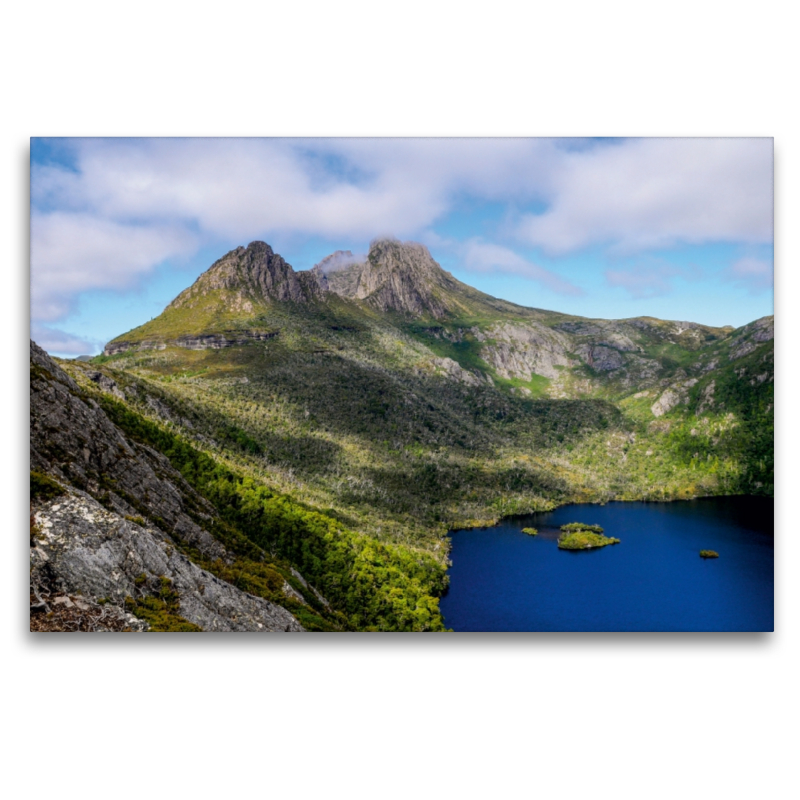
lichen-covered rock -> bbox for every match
[575,344,625,372]
[31,340,228,564]
[651,379,698,417]
[31,492,303,632]
[477,322,573,380]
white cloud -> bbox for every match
[31,212,197,321]
[724,256,773,293]
[32,138,558,244]
[606,264,688,299]
[29,138,561,325]
[315,250,365,273]
[30,323,98,355]
[461,239,585,296]
[517,138,773,254]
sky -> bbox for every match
[30,137,774,356]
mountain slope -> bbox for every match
[31,340,445,631]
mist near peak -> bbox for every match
[314,250,366,274]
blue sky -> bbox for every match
[30,137,773,356]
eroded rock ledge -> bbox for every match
[104,329,278,356]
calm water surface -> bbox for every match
[440,497,773,631]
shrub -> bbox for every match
[560,522,604,534]
[30,470,66,503]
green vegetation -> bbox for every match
[125,576,202,632]
[561,522,604,534]
[96,394,447,631]
[522,527,538,536]
[558,531,620,550]
[700,550,719,559]
[189,554,343,632]
[558,523,619,550]
[30,470,66,503]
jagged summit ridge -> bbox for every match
[170,241,326,311]
[169,237,479,320]
[326,238,470,319]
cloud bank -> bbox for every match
[517,138,772,254]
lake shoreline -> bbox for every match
[441,496,773,632]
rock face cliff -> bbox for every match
[170,240,326,310]
[30,340,306,632]
[326,238,474,319]
[475,322,575,380]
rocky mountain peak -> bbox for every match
[170,241,326,310]
[325,238,464,319]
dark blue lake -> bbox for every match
[440,497,773,632]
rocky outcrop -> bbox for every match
[728,315,774,361]
[31,491,303,632]
[696,380,716,415]
[574,344,625,372]
[314,250,363,277]
[425,357,491,387]
[30,340,305,632]
[475,322,573,380]
[86,370,126,400]
[627,318,730,349]
[651,378,698,417]
[31,341,229,563]
[104,339,167,356]
[104,329,278,356]
[554,320,641,353]
[169,241,325,311]
[297,268,328,299]
[326,238,469,319]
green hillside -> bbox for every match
[52,238,772,631]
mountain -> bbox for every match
[325,237,498,319]
[31,238,773,631]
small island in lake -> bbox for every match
[522,527,538,536]
[558,523,620,550]
[700,550,719,558]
